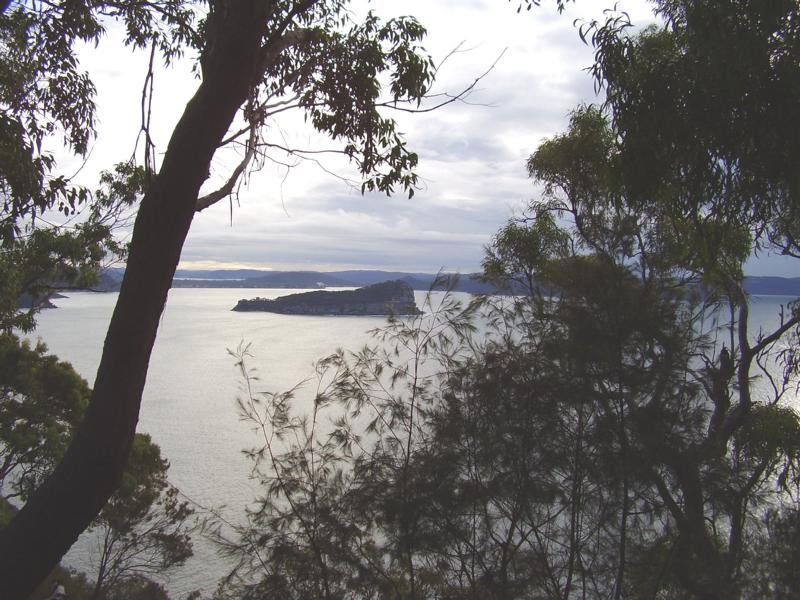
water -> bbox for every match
[23,289,799,597]
[28,288,403,597]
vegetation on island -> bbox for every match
[232,280,422,315]
[0,1,798,599]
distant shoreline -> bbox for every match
[88,268,800,297]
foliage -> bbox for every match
[481,206,570,295]
[0,0,196,237]
[90,433,194,599]
[219,45,800,598]
[0,157,146,334]
[0,3,94,237]
[103,574,171,600]
[29,568,171,600]
[0,334,89,500]
[1,225,112,334]
[761,507,800,598]
[586,1,800,258]
[197,1,440,200]
[0,333,193,597]
[30,565,95,600]
[0,494,15,528]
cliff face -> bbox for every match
[232,280,422,316]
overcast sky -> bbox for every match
[65,0,796,277]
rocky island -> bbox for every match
[232,280,422,316]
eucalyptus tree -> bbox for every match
[449,5,800,586]
[0,0,141,330]
[517,103,800,599]
[576,5,800,594]
[586,0,800,261]
[0,0,448,595]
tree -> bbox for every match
[586,1,800,258]
[481,206,571,296]
[519,105,800,599]
[0,0,148,334]
[0,0,459,596]
[0,335,89,501]
[0,0,97,241]
[743,506,800,599]
[89,433,193,600]
[0,335,193,598]
[574,7,800,593]
[216,102,800,599]
[214,288,487,600]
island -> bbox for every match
[232,280,423,316]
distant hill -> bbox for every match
[332,270,438,286]
[173,268,272,280]
[243,271,358,288]
[113,269,800,297]
[170,269,506,293]
[173,271,358,288]
[94,269,124,292]
[743,277,800,296]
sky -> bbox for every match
[63,0,797,277]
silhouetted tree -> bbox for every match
[0,1,446,595]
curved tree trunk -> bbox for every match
[0,3,268,596]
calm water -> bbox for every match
[29,288,406,596]
[25,289,798,596]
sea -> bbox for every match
[27,288,419,597]
[24,288,799,598]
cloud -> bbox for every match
[60,1,728,275]
[183,204,493,272]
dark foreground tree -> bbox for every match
[0,334,193,598]
[578,5,800,593]
[587,0,800,257]
[0,335,89,502]
[89,433,193,600]
[218,108,799,598]
[0,0,458,595]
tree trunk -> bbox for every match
[0,3,268,596]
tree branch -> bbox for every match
[378,49,506,114]
[196,123,258,212]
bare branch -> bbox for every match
[197,20,319,211]
[259,141,349,157]
[747,312,800,361]
[196,123,258,212]
[378,49,506,114]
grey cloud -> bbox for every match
[176,1,680,274]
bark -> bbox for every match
[0,3,269,596]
